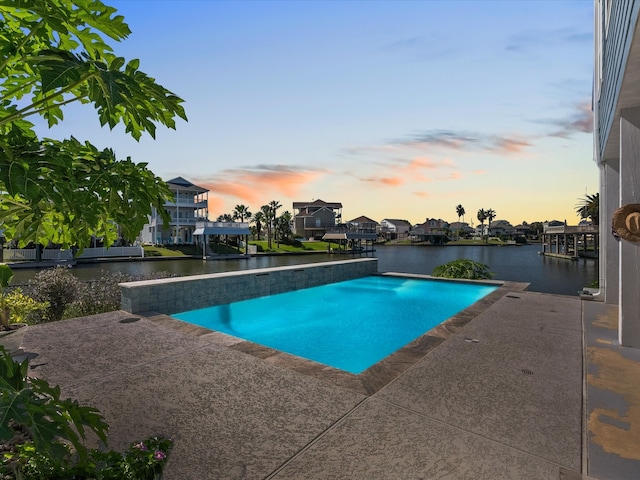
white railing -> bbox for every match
[544,225,598,234]
[5,246,144,261]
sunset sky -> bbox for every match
[40,0,596,227]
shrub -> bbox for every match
[27,270,176,321]
[432,259,494,280]
[27,267,79,322]
[63,271,176,319]
[3,288,49,325]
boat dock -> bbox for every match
[540,224,599,260]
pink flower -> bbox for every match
[153,451,166,461]
[133,442,147,451]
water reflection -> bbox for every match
[10,243,596,296]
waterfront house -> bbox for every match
[379,219,412,240]
[449,221,474,237]
[410,218,449,245]
[139,177,209,245]
[488,220,515,238]
[513,223,532,237]
[345,216,379,234]
[292,199,342,240]
[593,0,640,347]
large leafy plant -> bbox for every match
[0,346,172,479]
[0,263,14,328]
[0,346,108,472]
[0,0,186,249]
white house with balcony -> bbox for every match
[139,177,209,245]
[593,0,640,347]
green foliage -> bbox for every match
[63,271,175,318]
[27,267,79,322]
[0,347,171,479]
[0,265,13,290]
[0,264,14,327]
[576,193,599,224]
[13,435,172,480]
[0,346,109,473]
[432,259,494,280]
[3,288,49,325]
[0,0,187,249]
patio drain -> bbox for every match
[506,295,521,299]
[521,368,534,376]
[119,317,140,324]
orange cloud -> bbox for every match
[190,166,326,208]
[361,176,405,186]
[414,191,430,198]
[206,196,225,215]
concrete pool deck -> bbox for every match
[1,285,638,478]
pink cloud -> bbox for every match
[361,176,405,186]
[490,136,532,154]
[191,166,326,208]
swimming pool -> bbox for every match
[173,275,498,374]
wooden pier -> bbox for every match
[540,224,599,260]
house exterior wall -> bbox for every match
[594,0,640,347]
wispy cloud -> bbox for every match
[506,27,592,53]
[360,175,405,187]
[545,101,594,137]
[380,35,457,61]
[390,130,533,155]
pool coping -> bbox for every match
[139,274,529,396]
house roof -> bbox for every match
[293,200,342,209]
[348,215,378,224]
[295,206,335,218]
[382,219,412,227]
[167,177,208,193]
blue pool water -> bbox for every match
[173,276,498,374]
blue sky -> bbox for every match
[43,0,596,226]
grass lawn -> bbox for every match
[143,245,201,257]
[249,240,334,253]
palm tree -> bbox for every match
[486,208,496,242]
[233,204,251,223]
[456,204,465,240]
[251,211,264,241]
[576,193,599,225]
[477,209,487,243]
[268,200,281,249]
[233,205,252,254]
[261,204,273,249]
[216,213,234,246]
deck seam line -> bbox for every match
[263,397,371,479]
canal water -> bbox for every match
[10,243,597,296]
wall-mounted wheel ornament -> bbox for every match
[612,204,640,242]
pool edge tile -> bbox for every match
[139,279,528,396]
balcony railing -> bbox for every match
[543,225,599,234]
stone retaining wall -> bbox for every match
[120,258,378,314]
